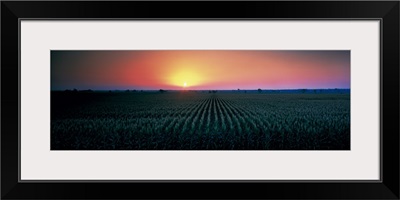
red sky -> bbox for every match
[51,50,350,90]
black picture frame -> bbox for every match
[1,1,399,199]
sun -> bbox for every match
[183,82,187,87]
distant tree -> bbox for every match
[78,89,92,93]
[159,89,166,93]
[212,90,217,93]
[208,90,212,93]
[301,89,307,93]
[244,90,247,93]
[258,88,262,93]
[108,90,112,93]
[125,89,130,93]
[314,89,317,94]
[72,88,78,93]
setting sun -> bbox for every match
[168,69,204,89]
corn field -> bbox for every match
[51,91,350,150]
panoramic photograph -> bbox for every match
[51,50,350,150]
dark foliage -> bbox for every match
[51,92,350,150]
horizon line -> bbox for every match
[52,88,351,91]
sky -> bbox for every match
[51,50,350,90]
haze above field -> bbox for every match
[51,50,350,91]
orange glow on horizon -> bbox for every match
[168,69,204,88]
[163,58,209,89]
[51,50,350,90]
